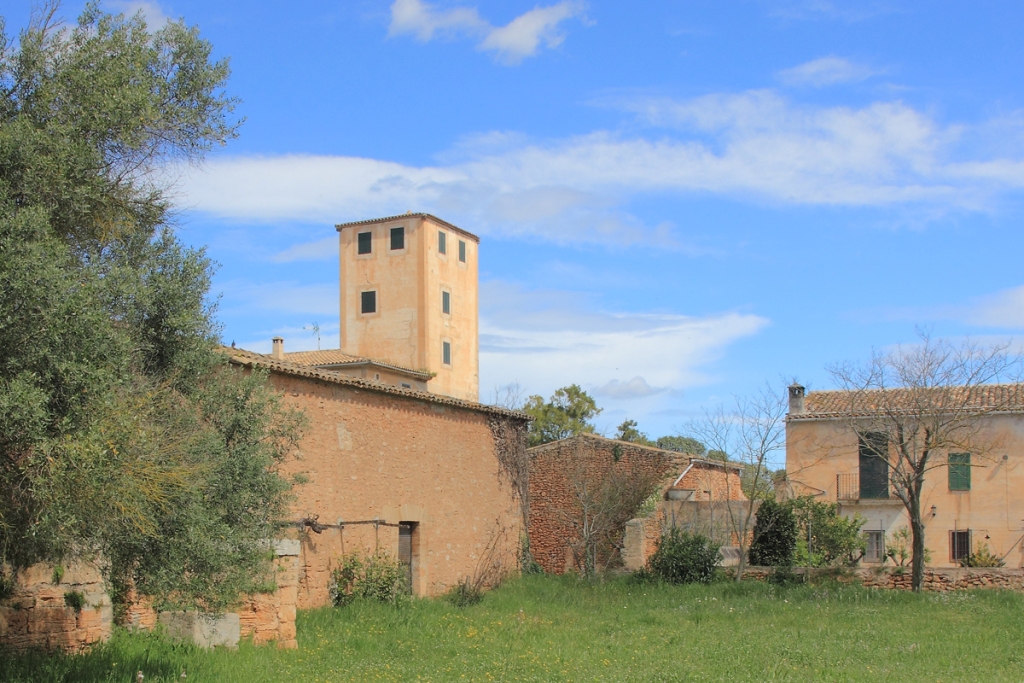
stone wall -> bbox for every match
[263,369,527,606]
[0,562,112,651]
[1,542,300,652]
[732,565,1024,591]
[671,462,746,502]
[623,500,757,571]
[236,540,300,648]
[528,434,685,574]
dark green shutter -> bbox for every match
[859,433,889,499]
[949,453,971,491]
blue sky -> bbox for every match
[9,1,1024,441]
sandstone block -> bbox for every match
[158,612,240,650]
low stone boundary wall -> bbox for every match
[0,562,112,652]
[1,540,300,652]
[732,566,1024,591]
[237,540,299,649]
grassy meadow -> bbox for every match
[3,574,1023,682]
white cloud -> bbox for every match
[106,0,170,30]
[595,376,665,400]
[271,236,338,263]
[477,281,769,404]
[777,56,878,87]
[388,0,487,41]
[388,0,585,64]
[964,286,1024,328]
[478,2,583,64]
[178,91,1024,246]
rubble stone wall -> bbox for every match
[733,565,1024,591]
[527,435,684,574]
[0,562,112,652]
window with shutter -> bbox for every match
[950,529,971,562]
[948,453,971,491]
[361,290,376,314]
[859,432,889,499]
[390,226,405,250]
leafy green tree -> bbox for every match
[655,435,706,455]
[523,385,601,447]
[0,5,302,611]
[790,497,866,567]
[748,499,797,568]
[614,419,653,445]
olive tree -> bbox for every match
[0,4,303,611]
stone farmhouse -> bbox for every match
[237,214,528,605]
[527,433,747,574]
[1,214,529,651]
[785,383,1024,568]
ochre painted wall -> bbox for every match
[270,371,523,607]
[338,216,479,402]
[786,413,1024,567]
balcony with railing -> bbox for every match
[836,472,900,503]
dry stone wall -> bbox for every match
[734,565,1024,591]
[528,435,685,574]
[1,543,300,652]
[0,562,112,651]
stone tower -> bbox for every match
[335,213,479,402]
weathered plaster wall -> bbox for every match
[338,215,480,401]
[787,413,1024,568]
[271,372,524,607]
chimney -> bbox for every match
[788,383,805,414]
[272,337,284,360]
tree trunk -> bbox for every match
[909,478,926,592]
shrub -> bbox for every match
[647,528,721,585]
[329,552,407,607]
[64,590,86,613]
[885,526,931,567]
[444,579,484,608]
[963,543,1005,568]
[767,566,801,586]
[749,499,797,567]
[790,497,866,567]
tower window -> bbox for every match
[390,227,405,251]
[458,239,466,263]
[442,290,451,315]
[361,290,377,314]
[438,231,447,255]
[442,341,451,366]
[357,231,372,254]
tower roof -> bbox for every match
[334,213,479,243]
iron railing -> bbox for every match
[837,472,895,501]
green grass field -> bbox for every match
[4,575,1023,682]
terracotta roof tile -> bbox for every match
[281,349,431,380]
[793,384,1024,420]
[221,346,528,420]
